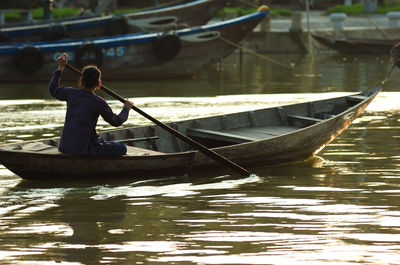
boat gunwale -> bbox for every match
[0,87,381,159]
[209,87,380,150]
[0,9,269,55]
[0,0,220,34]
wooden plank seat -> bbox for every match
[10,142,60,154]
[187,128,256,144]
[126,146,165,156]
[7,142,164,156]
[21,142,56,152]
[187,126,299,144]
[26,146,164,156]
[36,146,164,156]
[346,95,367,103]
[287,115,322,125]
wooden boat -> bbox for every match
[312,33,399,54]
[0,0,42,9]
[0,7,269,82]
[0,87,381,180]
[0,0,228,42]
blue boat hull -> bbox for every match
[0,0,228,42]
[0,9,269,82]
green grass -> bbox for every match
[51,8,81,18]
[114,8,142,15]
[326,3,364,14]
[4,12,21,20]
[32,7,81,19]
[4,7,81,21]
[326,3,400,15]
[219,7,292,18]
[376,3,400,13]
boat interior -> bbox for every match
[2,93,368,156]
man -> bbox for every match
[49,52,134,156]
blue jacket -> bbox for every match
[49,69,130,155]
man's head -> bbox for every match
[80,65,101,90]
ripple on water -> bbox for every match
[0,88,400,264]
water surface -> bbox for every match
[0,53,400,264]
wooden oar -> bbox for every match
[65,63,251,176]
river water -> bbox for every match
[1,53,400,264]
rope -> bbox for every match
[211,1,296,70]
[215,33,295,70]
[366,15,397,86]
[391,42,400,68]
[366,15,392,40]
[382,63,396,85]
[383,42,400,85]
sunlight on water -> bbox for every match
[1,54,400,264]
[7,224,73,236]
[98,241,184,253]
[0,124,61,132]
[0,100,45,106]
[1,91,399,143]
[92,174,262,199]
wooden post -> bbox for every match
[0,11,4,25]
[43,0,53,20]
[239,48,243,82]
[219,58,224,90]
[305,0,313,59]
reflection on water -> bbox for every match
[0,53,398,99]
[0,90,398,144]
[1,54,400,264]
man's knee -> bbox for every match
[119,142,127,155]
[98,141,127,156]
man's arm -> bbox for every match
[99,98,132,127]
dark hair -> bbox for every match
[81,65,101,89]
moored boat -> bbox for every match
[0,7,269,81]
[0,87,381,179]
[312,33,399,54]
[0,0,228,42]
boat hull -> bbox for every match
[0,87,381,179]
[0,0,228,42]
[0,10,268,82]
[312,33,398,54]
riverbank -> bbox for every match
[244,10,400,53]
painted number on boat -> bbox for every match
[52,47,125,61]
[104,47,125,58]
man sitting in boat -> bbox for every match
[49,53,134,156]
